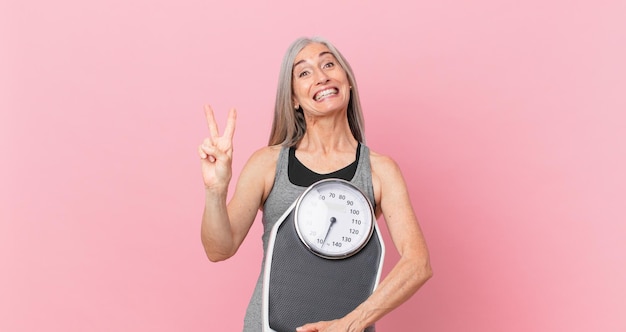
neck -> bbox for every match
[298,119,357,154]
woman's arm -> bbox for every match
[199,105,276,262]
[298,154,432,331]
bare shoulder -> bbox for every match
[370,150,399,172]
[239,145,283,204]
[368,149,405,209]
[245,144,282,169]
[369,149,403,180]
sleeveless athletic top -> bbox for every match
[288,143,360,187]
[242,144,376,331]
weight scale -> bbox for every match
[262,178,385,331]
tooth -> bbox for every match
[316,89,336,101]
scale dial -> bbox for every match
[294,179,375,259]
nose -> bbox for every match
[315,70,330,85]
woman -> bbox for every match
[199,36,432,332]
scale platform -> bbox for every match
[262,201,384,332]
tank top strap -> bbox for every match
[353,144,376,212]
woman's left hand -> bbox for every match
[296,318,363,332]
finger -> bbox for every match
[296,324,318,332]
[200,137,214,153]
[200,143,216,159]
[200,143,229,163]
[198,145,208,159]
[200,141,216,161]
[223,108,237,141]
[204,104,220,138]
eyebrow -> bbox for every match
[293,51,334,68]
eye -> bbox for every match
[297,70,310,78]
[323,62,335,69]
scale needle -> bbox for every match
[320,217,337,248]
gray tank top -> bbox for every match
[242,144,376,331]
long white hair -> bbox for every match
[268,36,366,147]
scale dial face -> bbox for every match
[294,179,375,259]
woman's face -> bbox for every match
[291,43,351,117]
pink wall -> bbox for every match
[2,0,625,331]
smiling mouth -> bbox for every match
[314,88,338,101]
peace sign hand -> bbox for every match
[198,105,237,191]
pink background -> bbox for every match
[2,0,625,331]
